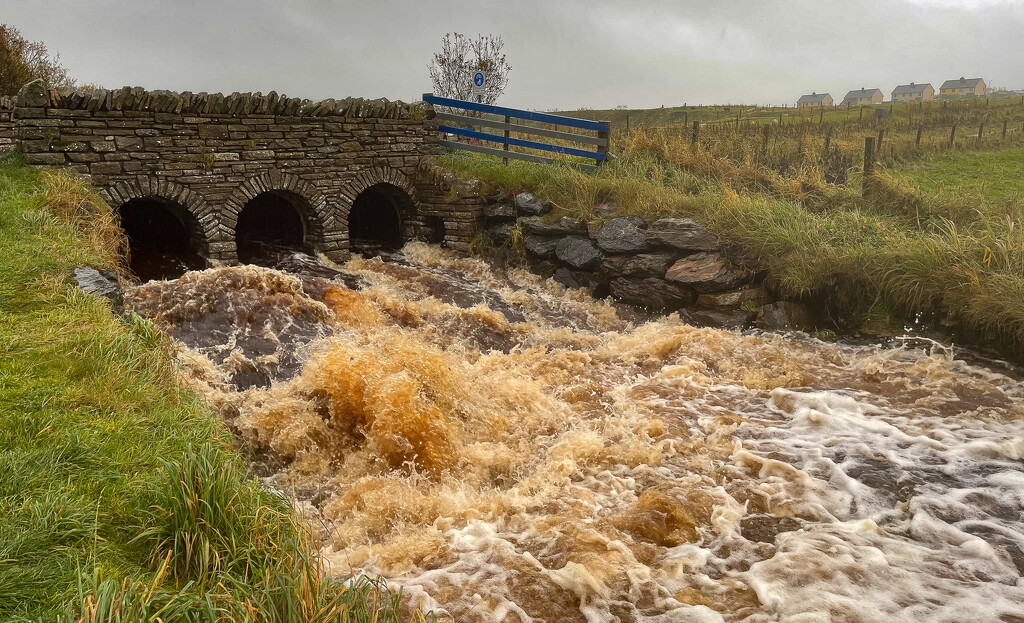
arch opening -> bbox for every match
[118,197,205,281]
[235,190,308,265]
[348,183,410,255]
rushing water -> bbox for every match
[124,242,1024,623]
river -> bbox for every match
[124,242,1024,623]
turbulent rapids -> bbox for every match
[125,242,1024,623]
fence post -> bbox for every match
[949,124,957,146]
[778,112,783,125]
[1003,118,1008,139]
[978,122,984,142]
[597,121,610,167]
[859,107,864,121]
[503,114,510,166]
[877,128,884,151]
[915,126,923,147]
[863,136,875,199]
[819,107,824,124]
[824,126,832,151]
[691,120,700,145]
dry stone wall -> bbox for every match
[0,96,15,153]
[11,79,479,262]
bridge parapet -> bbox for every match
[10,79,482,265]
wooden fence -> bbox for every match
[423,94,609,172]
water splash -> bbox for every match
[125,243,1024,623]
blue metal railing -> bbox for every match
[423,94,609,170]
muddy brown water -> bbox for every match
[124,242,1024,623]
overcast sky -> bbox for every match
[6,0,1024,110]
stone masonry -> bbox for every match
[9,80,482,263]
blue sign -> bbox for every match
[473,72,485,87]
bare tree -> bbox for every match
[0,24,74,96]
[429,33,510,105]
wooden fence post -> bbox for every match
[824,127,832,151]
[978,122,984,142]
[1002,119,1008,139]
[779,112,783,125]
[915,126,923,147]
[691,120,700,145]
[503,114,510,166]
[597,121,610,167]
[863,136,875,199]
[859,107,864,121]
[949,124,957,146]
[877,128,885,150]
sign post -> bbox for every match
[471,71,487,103]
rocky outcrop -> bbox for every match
[515,192,550,216]
[757,301,813,331]
[495,202,814,330]
[596,216,648,254]
[522,216,587,236]
[610,277,695,309]
[74,267,123,309]
[555,236,603,270]
[524,235,560,258]
[664,253,748,293]
[646,218,721,251]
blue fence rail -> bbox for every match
[423,94,609,172]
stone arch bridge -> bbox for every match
[3,80,484,270]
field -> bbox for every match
[440,96,1024,353]
[0,153,415,622]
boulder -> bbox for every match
[484,202,517,219]
[682,308,756,330]
[757,301,813,332]
[596,216,648,254]
[515,192,550,216]
[528,259,559,279]
[646,218,721,252]
[610,277,695,310]
[555,236,603,270]
[487,222,515,245]
[74,267,123,309]
[524,235,560,258]
[553,268,608,296]
[696,287,769,309]
[522,216,587,236]
[601,252,678,278]
[17,79,48,108]
[664,252,749,293]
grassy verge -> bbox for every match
[441,128,1024,351]
[0,153,419,622]
[897,148,1024,204]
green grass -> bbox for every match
[898,148,1024,204]
[0,153,421,622]
[442,126,1024,350]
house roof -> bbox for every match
[797,92,831,104]
[940,77,984,90]
[892,83,932,95]
[843,88,882,100]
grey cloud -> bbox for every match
[4,0,1022,109]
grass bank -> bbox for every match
[442,127,1024,351]
[0,153,418,622]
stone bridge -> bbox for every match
[1,80,484,271]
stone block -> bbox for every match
[665,253,749,293]
[90,161,122,175]
[25,152,66,165]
